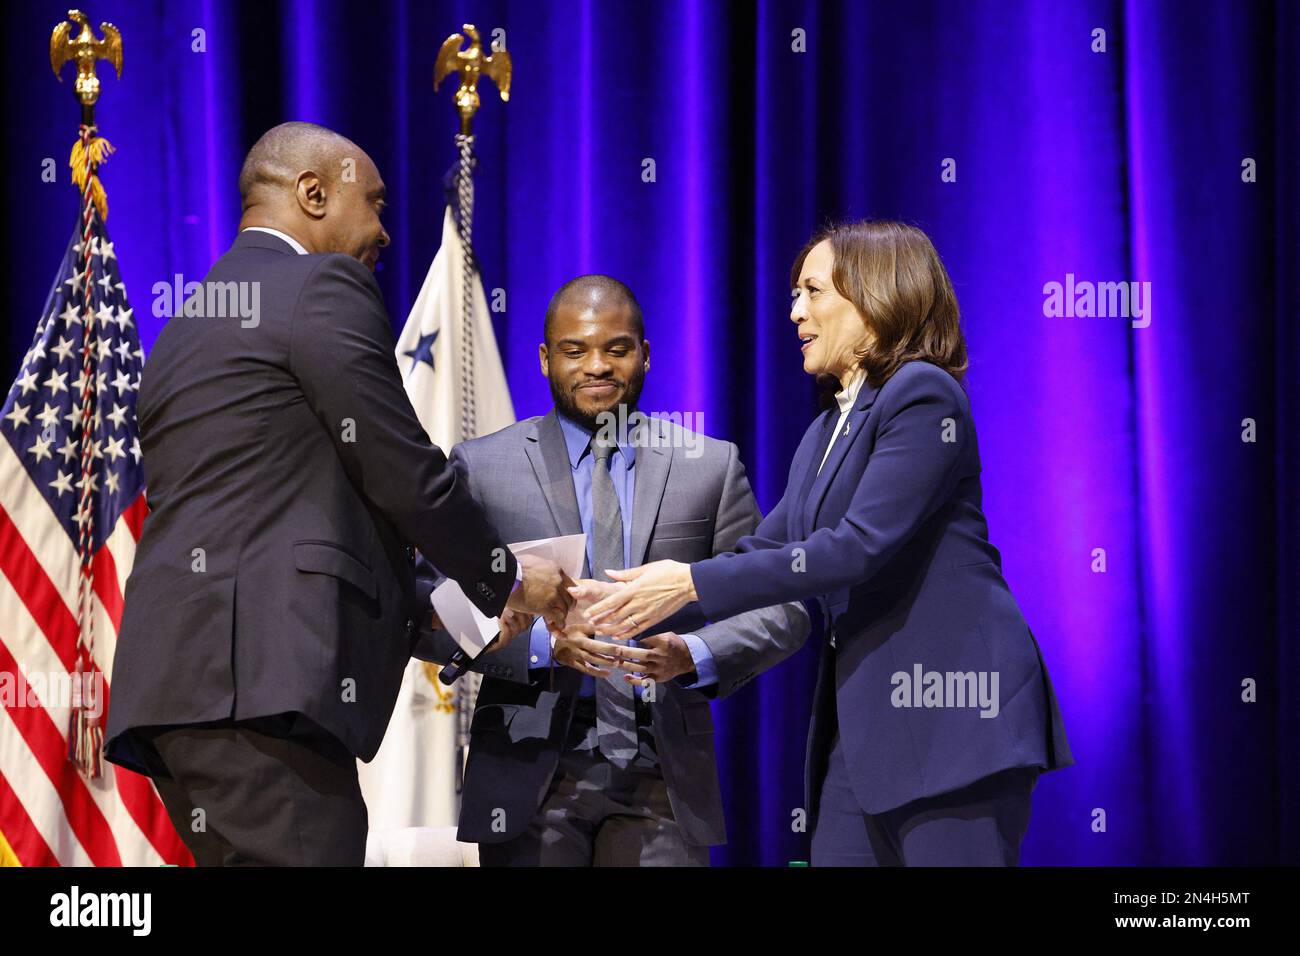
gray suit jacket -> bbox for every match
[414,409,810,846]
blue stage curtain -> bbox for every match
[4,0,1294,865]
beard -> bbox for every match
[550,364,647,433]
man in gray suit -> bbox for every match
[415,274,809,866]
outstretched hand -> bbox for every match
[583,560,697,639]
[491,607,533,652]
[566,578,623,623]
[507,554,575,633]
[551,625,620,678]
[607,631,696,685]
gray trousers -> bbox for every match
[478,744,709,867]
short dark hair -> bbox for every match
[791,219,968,389]
[544,274,645,343]
[238,121,356,210]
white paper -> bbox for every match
[507,533,587,580]
[430,533,587,657]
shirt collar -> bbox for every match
[241,226,309,255]
[835,368,868,415]
[556,409,639,471]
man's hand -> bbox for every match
[490,608,533,653]
[507,554,575,633]
[552,625,621,678]
[608,632,696,685]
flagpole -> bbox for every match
[50,9,123,779]
[434,23,512,794]
[435,23,513,445]
[454,135,477,441]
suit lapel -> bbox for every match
[629,420,671,566]
[796,411,836,538]
[524,410,584,540]
[803,380,881,532]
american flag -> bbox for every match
[0,186,191,866]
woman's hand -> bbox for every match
[566,578,624,624]
[584,560,697,639]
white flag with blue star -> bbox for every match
[393,207,514,447]
[358,204,514,844]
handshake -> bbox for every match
[478,554,701,685]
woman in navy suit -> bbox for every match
[585,220,1072,865]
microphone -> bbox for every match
[437,633,501,685]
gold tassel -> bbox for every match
[69,135,115,221]
[420,661,456,713]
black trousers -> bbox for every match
[139,712,368,866]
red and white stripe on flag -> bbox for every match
[0,214,192,867]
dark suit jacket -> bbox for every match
[691,360,1074,823]
[413,410,809,846]
[105,230,516,774]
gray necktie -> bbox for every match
[590,438,638,768]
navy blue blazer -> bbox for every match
[691,360,1073,820]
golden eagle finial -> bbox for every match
[433,24,511,136]
[51,9,123,115]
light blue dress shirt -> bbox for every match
[527,412,717,694]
